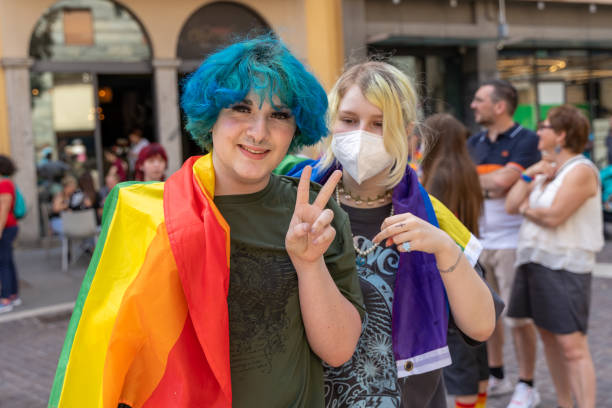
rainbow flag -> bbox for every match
[49,154,232,408]
[428,195,482,267]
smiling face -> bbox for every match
[211,91,296,195]
[333,85,384,136]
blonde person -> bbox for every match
[284,61,497,407]
[506,105,603,408]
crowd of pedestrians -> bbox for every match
[38,135,169,237]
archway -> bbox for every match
[29,0,153,235]
[177,1,271,158]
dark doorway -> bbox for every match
[97,74,154,149]
[368,44,471,122]
[177,73,206,160]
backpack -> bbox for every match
[13,185,26,219]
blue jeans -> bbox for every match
[0,226,18,299]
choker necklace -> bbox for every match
[336,181,392,206]
[335,184,394,266]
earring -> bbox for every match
[554,144,562,154]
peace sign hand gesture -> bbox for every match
[285,166,343,266]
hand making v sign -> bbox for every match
[285,166,343,265]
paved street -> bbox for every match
[487,276,612,408]
[1,238,611,407]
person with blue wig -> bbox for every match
[178,35,364,407]
[49,36,364,408]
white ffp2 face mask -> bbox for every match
[331,130,393,184]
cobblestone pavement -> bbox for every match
[487,276,612,408]
[0,313,69,407]
[1,236,611,407]
[2,278,611,407]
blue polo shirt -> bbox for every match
[467,123,540,174]
[467,123,540,249]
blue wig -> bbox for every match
[180,36,328,152]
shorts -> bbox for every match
[507,262,592,334]
[479,249,531,327]
[399,369,447,408]
[443,330,488,395]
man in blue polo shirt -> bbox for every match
[467,79,541,408]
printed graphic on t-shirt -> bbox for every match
[228,243,298,374]
[325,234,401,408]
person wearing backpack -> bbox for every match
[0,155,21,313]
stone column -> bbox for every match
[153,58,182,174]
[342,0,367,63]
[474,0,500,83]
[304,0,345,91]
[1,57,39,242]
[477,42,499,83]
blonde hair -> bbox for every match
[318,61,421,188]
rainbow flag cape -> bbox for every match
[49,154,232,408]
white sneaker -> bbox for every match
[487,375,514,396]
[0,302,13,314]
[506,382,541,408]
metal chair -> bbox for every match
[60,209,98,272]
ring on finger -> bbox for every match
[401,242,411,252]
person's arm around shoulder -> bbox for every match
[373,215,495,342]
[521,163,598,228]
[285,167,362,367]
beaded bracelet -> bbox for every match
[521,172,533,183]
[439,246,463,274]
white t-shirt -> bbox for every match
[479,198,524,249]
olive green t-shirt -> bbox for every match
[213,174,365,408]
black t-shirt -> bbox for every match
[325,203,406,407]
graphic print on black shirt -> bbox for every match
[325,204,402,408]
[228,242,299,375]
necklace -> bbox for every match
[336,185,394,266]
[336,181,392,206]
